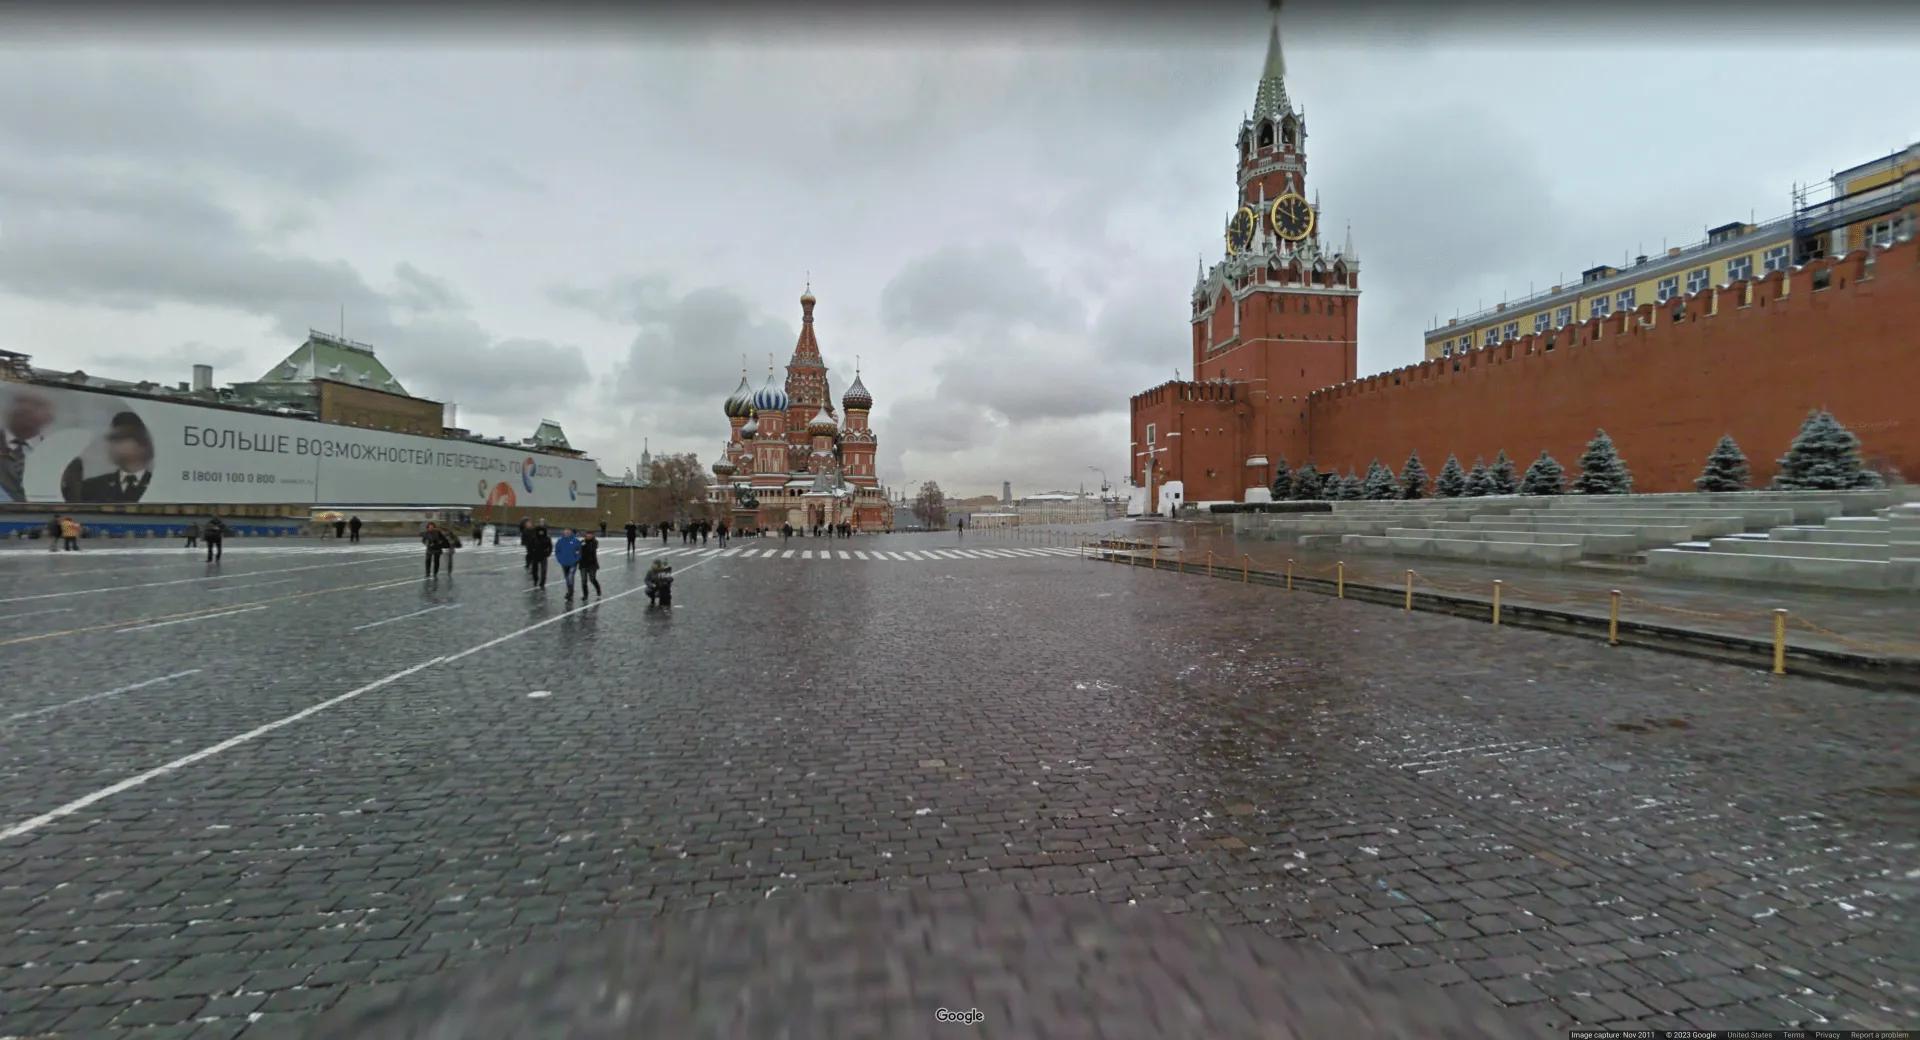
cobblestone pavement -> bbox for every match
[0,533,1915,1038]
[1094,518,1920,663]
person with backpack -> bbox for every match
[552,527,582,598]
[422,522,451,577]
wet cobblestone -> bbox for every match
[0,533,1914,1037]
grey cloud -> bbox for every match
[90,340,252,377]
[392,323,591,420]
[393,263,467,314]
[885,394,997,457]
[879,242,1085,339]
[0,53,374,193]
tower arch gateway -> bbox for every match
[1129,0,1361,509]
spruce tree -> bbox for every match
[1571,429,1634,494]
[1520,450,1565,495]
[1399,451,1431,500]
[1694,435,1750,492]
[1290,461,1321,501]
[1464,458,1491,497]
[1337,470,1362,500]
[1269,457,1292,500]
[1434,454,1467,498]
[1487,450,1520,495]
[1360,460,1398,500]
[1773,410,1877,491]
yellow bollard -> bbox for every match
[1773,608,1788,675]
[1152,543,1159,571]
[1286,559,1293,590]
[1608,590,1621,646]
[1404,570,1413,611]
[1492,580,1503,627]
[1337,562,1345,599]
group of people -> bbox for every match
[327,516,365,542]
[31,514,228,560]
[512,519,603,599]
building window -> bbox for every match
[1762,244,1791,273]
[1442,342,1454,357]
[1864,220,1895,248]
[1589,296,1611,319]
[1656,275,1680,302]
[1725,255,1754,283]
[1615,289,1636,313]
[1533,313,1550,334]
[1686,266,1711,294]
[1554,305,1573,328]
[1146,423,1156,445]
[1483,329,1499,348]
[1502,321,1519,341]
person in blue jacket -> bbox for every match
[552,527,583,598]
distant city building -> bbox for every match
[1426,141,1919,361]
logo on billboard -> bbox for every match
[568,479,578,501]
[521,457,536,493]
[486,482,517,508]
[476,479,488,499]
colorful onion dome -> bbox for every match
[712,458,736,475]
[842,372,873,411]
[723,374,754,418]
[807,408,838,436]
[750,373,788,412]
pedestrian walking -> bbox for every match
[45,515,59,551]
[660,521,671,546]
[554,527,582,598]
[59,515,81,551]
[598,520,607,537]
[184,521,200,549]
[348,515,362,543]
[204,516,226,562]
[578,531,602,599]
[332,518,347,539]
[528,524,552,587]
[625,521,638,554]
[422,522,450,577]
[717,521,729,548]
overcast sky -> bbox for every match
[2,4,1916,498]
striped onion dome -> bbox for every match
[750,373,788,412]
[723,374,754,418]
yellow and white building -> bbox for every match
[1425,141,1920,360]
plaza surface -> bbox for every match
[0,531,1915,1038]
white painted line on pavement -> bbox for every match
[886,552,906,560]
[838,551,850,559]
[801,550,813,559]
[527,690,552,699]
[206,578,298,594]
[2,669,203,724]
[853,551,869,560]
[115,605,270,633]
[781,550,795,559]
[2,556,721,844]
[0,555,426,605]
[902,551,925,560]
[353,604,462,631]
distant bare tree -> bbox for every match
[647,453,711,522]
[911,480,948,529]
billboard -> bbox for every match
[0,381,597,509]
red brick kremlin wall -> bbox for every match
[1305,240,1918,492]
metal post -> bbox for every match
[1241,554,1249,583]
[1207,552,1214,578]
[1772,608,1788,675]
[1608,590,1621,646]
[1152,543,1159,570]
[1492,580,1503,626]
[1286,559,1293,590]
[1337,562,1345,599]
[1404,570,1413,610]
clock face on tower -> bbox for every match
[1226,207,1257,254]
[1270,193,1314,242]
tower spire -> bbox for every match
[1251,0,1291,121]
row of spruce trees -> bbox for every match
[1265,409,1890,502]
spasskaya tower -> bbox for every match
[1129,0,1360,509]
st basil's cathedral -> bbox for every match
[708,289,890,531]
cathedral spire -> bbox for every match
[1251,0,1291,122]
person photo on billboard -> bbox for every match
[73,411,156,503]
[0,387,56,502]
